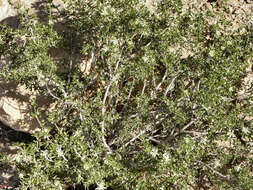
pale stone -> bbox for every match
[2,98,23,121]
[0,0,16,21]
[0,80,54,133]
[0,0,65,24]
[0,0,64,133]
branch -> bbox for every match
[148,136,161,144]
[127,78,135,101]
[197,161,231,180]
[45,76,84,122]
[123,130,146,148]
[141,81,147,96]
[155,71,168,91]
[165,119,197,142]
[45,81,61,101]
[164,76,178,96]
[101,59,121,153]
[179,119,197,135]
[68,33,73,85]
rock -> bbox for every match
[0,0,16,21]
[0,80,54,133]
[0,0,64,134]
[0,0,65,27]
[0,0,37,27]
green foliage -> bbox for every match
[0,152,9,170]
[0,0,252,189]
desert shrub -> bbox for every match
[0,0,252,189]
[0,152,9,170]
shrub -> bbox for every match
[0,0,252,189]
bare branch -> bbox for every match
[165,119,197,142]
[45,81,61,101]
[197,161,231,180]
[68,33,73,85]
[129,113,140,119]
[123,130,146,148]
[183,130,208,136]
[155,71,168,91]
[141,81,147,96]
[44,76,86,123]
[101,59,121,153]
[179,119,197,134]
[164,76,178,96]
[127,78,135,101]
[82,73,99,90]
[173,119,197,137]
[148,136,161,144]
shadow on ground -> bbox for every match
[0,122,36,144]
[0,121,36,190]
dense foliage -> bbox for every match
[0,0,252,189]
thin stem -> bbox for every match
[173,119,197,137]
[164,76,178,96]
[101,60,121,153]
[141,81,146,96]
[155,71,168,91]
[123,130,146,148]
[197,161,230,180]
